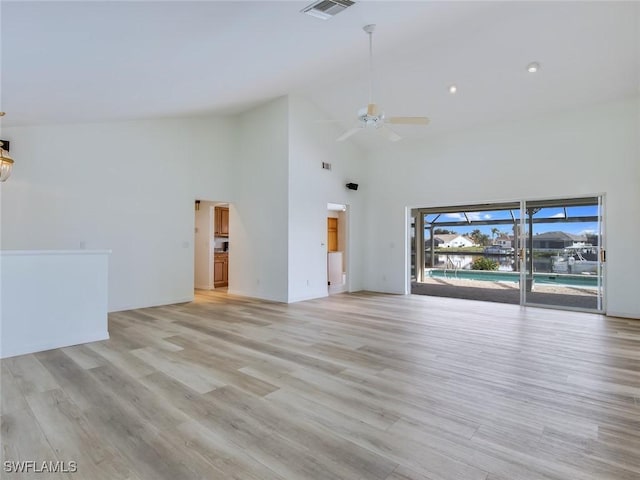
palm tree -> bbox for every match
[491,227,500,241]
[469,229,491,246]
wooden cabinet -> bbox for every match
[327,217,338,252]
[213,206,229,287]
[214,207,229,237]
[214,253,228,288]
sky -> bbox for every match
[425,205,599,238]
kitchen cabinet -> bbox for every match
[327,217,338,252]
[214,252,228,287]
[214,207,229,237]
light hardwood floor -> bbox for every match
[2,291,640,479]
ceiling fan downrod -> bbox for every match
[363,24,376,111]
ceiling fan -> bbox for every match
[337,24,430,142]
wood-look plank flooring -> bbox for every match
[2,290,640,479]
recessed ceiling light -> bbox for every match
[449,85,458,94]
[527,62,540,73]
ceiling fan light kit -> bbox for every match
[337,24,430,143]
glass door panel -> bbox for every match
[410,214,417,281]
[412,203,521,302]
[522,197,603,312]
[597,196,605,311]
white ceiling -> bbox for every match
[2,1,638,141]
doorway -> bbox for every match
[194,200,231,292]
[411,196,604,313]
[327,203,348,295]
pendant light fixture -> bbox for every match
[0,142,14,182]
[0,112,13,182]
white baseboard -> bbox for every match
[288,291,329,303]
[226,289,286,303]
[1,331,110,359]
[606,310,640,320]
[109,295,195,312]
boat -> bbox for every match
[551,244,598,274]
[483,245,514,255]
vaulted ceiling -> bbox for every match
[2,1,638,140]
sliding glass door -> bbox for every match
[412,195,605,313]
[521,197,604,312]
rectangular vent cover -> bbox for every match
[302,0,355,20]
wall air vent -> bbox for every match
[301,0,355,20]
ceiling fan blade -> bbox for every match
[367,103,379,116]
[381,125,402,142]
[388,116,430,125]
[336,126,362,142]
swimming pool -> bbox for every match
[427,269,599,288]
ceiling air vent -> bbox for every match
[301,0,355,20]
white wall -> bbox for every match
[338,210,347,272]
[1,250,109,358]
[363,97,640,318]
[228,97,290,302]
[0,97,365,310]
[1,116,237,311]
[227,95,366,303]
[287,96,365,302]
[194,201,216,289]
[6,94,631,316]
